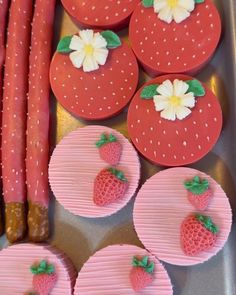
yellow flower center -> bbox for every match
[167,0,178,8]
[84,44,94,55]
[169,96,182,106]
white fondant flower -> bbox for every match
[69,30,109,72]
[154,79,196,121]
[153,0,195,24]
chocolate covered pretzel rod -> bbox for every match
[0,0,10,237]
[27,0,56,242]
[2,0,33,243]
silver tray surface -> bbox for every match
[1,1,236,294]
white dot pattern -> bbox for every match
[2,0,33,203]
[26,0,56,207]
[50,41,138,120]
[127,76,223,166]
[61,0,139,29]
[129,0,221,74]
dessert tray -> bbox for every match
[0,0,236,295]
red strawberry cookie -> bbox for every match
[133,167,232,266]
[0,243,76,294]
[129,0,221,76]
[50,29,138,120]
[127,74,222,166]
[61,0,140,30]
[49,125,140,218]
[74,245,173,295]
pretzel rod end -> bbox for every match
[5,202,26,243]
[28,202,49,242]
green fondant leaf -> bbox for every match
[108,168,127,182]
[39,260,47,270]
[184,176,209,195]
[57,36,73,53]
[196,214,218,234]
[141,84,159,99]
[146,262,155,273]
[30,266,38,275]
[186,80,205,97]
[195,0,205,3]
[100,30,121,49]
[132,256,140,267]
[141,256,148,267]
[101,133,107,141]
[96,133,108,148]
[142,0,154,7]
[46,264,55,274]
[108,134,117,143]
[96,133,118,147]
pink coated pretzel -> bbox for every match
[2,0,33,243]
[0,0,10,236]
[27,0,56,242]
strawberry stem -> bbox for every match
[96,133,117,148]
[30,260,55,275]
[107,168,127,182]
[132,256,155,274]
[184,176,209,195]
[196,214,219,234]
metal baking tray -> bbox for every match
[1,1,236,294]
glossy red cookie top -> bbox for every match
[127,74,222,166]
[61,0,140,29]
[129,0,221,75]
[50,40,138,120]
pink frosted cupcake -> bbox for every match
[0,243,77,294]
[74,244,173,294]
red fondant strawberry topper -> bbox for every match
[130,256,155,292]
[94,168,129,206]
[0,243,77,294]
[74,245,173,294]
[133,167,232,266]
[50,29,138,120]
[185,176,213,210]
[30,260,57,295]
[49,126,140,218]
[96,133,122,166]
[181,214,218,256]
[127,74,222,167]
[61,0,140,30]
[129,0,221,76]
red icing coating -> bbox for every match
[181,214,217,256]
[26,0,56,208]
[127,74,222,166]
[129,0,221,76]
[0,0,9,201]
[61,0,140,30]
[2,0,33,203]
[50,40,138,120]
